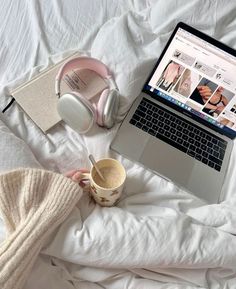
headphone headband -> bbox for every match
[55,56,114,96]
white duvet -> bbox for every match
[1,0,236,288]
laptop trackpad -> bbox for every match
[140,138,194,184]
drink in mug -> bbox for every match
[81,158,126,206]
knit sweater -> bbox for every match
[0,168,82,289]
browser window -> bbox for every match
[145,27,236,137]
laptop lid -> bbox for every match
[142,22,236,140]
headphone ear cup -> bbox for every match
[102,89,119,128]
[96,88,110,126]
[57,92,96,133]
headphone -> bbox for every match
[55,56,119,133]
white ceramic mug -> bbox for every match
[81,158,126,206]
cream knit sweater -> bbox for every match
[0,168,82,289]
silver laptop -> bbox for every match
[111,22,236,203]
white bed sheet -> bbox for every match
[1,1,236,288]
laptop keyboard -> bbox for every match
[129,98,227,172]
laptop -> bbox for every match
[111,22,236,203]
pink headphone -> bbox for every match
[55,56,119,133]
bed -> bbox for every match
[1,1,236,288]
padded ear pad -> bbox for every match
[102,89,119,128]
[96,88,110,126]
[57,92,96,133]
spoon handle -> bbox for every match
[88,154,106,181]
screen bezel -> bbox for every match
[142,22,236,140]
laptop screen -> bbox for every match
[143,23,236,139]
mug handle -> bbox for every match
[79,173,91,181]
[66,170,90,189]
[79,172,91,192]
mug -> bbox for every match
[81,158,126,206]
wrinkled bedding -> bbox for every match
[1,0,236,288]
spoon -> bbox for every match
[88,154,106,182]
